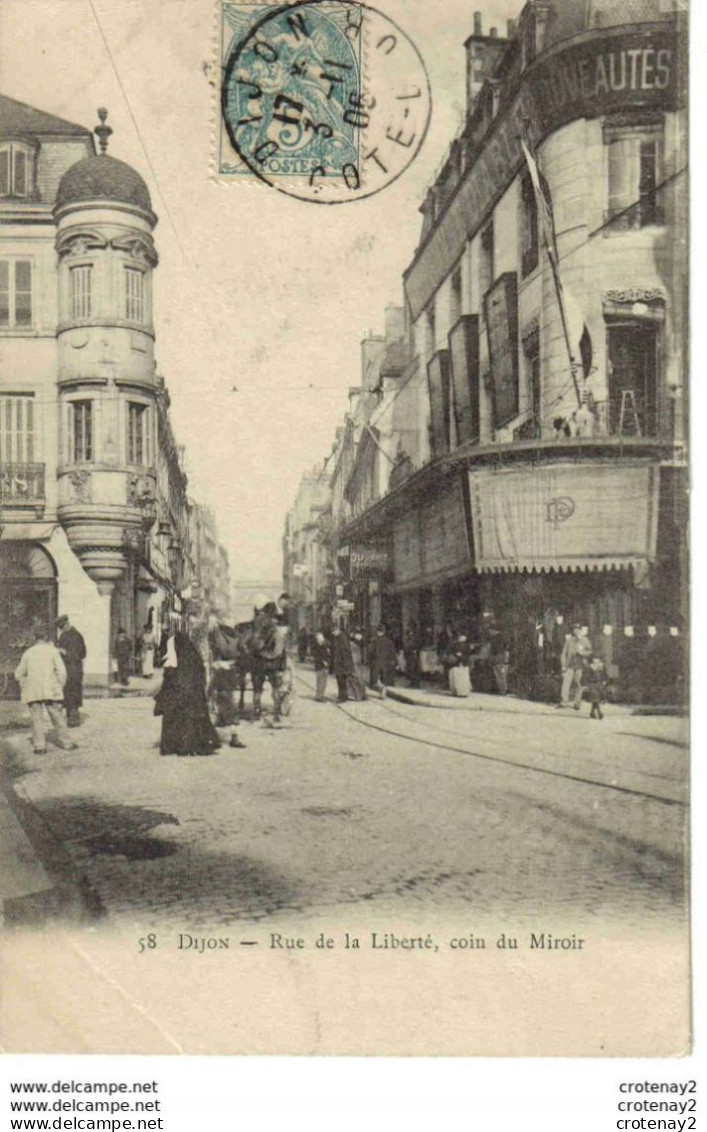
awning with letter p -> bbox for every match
[468,463,659,574]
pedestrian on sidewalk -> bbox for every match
[330,624,355,702]
[139,623,156,678]
[14,625,78,754]
[350,631,368,701]
[403,621,421,689]
[155,633,222,756]
[57,614,86,727]
[487,619,510,696]
[369,624,397,699]
[113,628,132,686]
[583,656,608,720]
[297,626,309,663]
[559,623,592,709]
[312,631,330,701]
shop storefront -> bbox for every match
[0,541,57,698]
[391,475,474,645]
[467,460,684,702]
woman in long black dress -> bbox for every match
[157,632,221,756]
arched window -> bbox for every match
[0,142,34,199]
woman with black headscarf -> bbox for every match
[155,632,221,756]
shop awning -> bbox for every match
[468,463,659,574]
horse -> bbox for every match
[209,613,290,721]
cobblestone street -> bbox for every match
[1,665,688,936]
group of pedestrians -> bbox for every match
[306,622,398,703]
[559,622,607,719]
[113,624,157,685]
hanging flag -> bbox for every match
[521,136,585,402]
[520,138,558,265]
[564,287,593,379]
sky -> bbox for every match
[0,0,523,580]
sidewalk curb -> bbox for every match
[385,686,685,719]
[0,733,57,927]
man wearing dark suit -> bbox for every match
[57,615,87,727]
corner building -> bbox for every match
[340,0,687,700]
[1,97,171,687]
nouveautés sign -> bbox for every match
[404,26,681,320]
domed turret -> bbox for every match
[55,109,154,220]
[56,154,153,215]
[54,109,159,600]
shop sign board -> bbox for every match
[420,478,471,577]
[484,273,519,430]
[468,463,659,573]
[393,509,422,584]
[350,544,391,575]
[449,314,480,445]
[405,26,682,320]
[393,478,471,585]
[426,349,452,457]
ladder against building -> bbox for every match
[617,388,642,437]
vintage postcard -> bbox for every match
[0,0,690,1058]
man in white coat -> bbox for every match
[14,625,78,754]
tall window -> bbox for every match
[450,265,462,327]
[606,121,664,230]
[0,259,32,328]
[69,401,93,463]
[0,143,31,198]
[70,265,92,319]
[1,394,35,463]
[479,221,494,304]
[125,267,144,322]
[127,402,150,466]
[520,171,539,277]
[607,322,658,437]
[516,330,541,440]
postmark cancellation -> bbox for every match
[217,0,432,203]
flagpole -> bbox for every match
[520,135,582,410]
[547,248,582,409]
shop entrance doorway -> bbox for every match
[0,542,57,698]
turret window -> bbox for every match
[127,401,152,466]
[604,118,665,230]
[70,265,92,319]
[0,259,32,328]
[125,267,144,323]
[0,143,32,199]
[68,400,93,463]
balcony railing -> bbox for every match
[0,463,46,508]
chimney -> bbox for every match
[473,11,482,35]
[464,28,508,115]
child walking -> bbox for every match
[583,656,607,720]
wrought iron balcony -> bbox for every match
[0,463,46,509]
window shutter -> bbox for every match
[26,396,34,463]
[0,150,9,196]
[608,137,636,217]
[67,403,74,464]
[14,149,27,196]
[14,260,32,326]
[0,260,9,327]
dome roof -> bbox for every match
[56,154,152,214]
